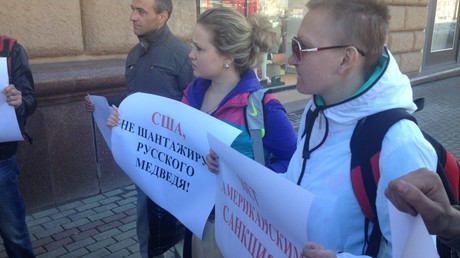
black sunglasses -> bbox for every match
[291,37,366,65]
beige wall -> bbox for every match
[0,0,428,73]
[0,0,195,62]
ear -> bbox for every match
[337,47,362,74]
[159,11,169,23]
[224,55,235,67]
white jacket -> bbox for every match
[284,49,437,258]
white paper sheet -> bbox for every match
[88,94,112,149]
[208,133,314,258]
[389,200,439,258]
[0,57,24,142]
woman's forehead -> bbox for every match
[297,9,339,45]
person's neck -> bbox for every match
[320,70,366,106]
[209,70,241,96]
[201,71,240,114]
[139,23,168,42]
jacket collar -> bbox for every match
[187,70,263,109]
[310,47,417,126]
[138,24,171,51]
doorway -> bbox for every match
[423,0,460,70]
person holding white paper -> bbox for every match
[0,34,36,258]
[84,1,194,257]
[183,7,297,258]
[281,0,437,257]
[386,168,460,256]
[106,8,297,258]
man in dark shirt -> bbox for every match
[85,0,193,257]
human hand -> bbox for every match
[302,242,336,258]
[84,95,95,112]
[206,149,220,173]
[106,105,120,128]
[4,84,22,108]
[385,168,459,239]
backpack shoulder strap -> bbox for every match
[246,88,270,165]
[422,132,460,205]
[350,108,415,257]
[351,108,415,219]
[352,107,460,257]
[0,35,17,79]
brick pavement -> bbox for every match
[1,185,140,257]
[411,76,460,158]
[0,76,459,257]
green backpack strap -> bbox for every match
[246,88,269,165]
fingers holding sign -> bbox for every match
[4,84,22,108]
[106,105,120,128]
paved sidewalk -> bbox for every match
[411,76,460,158]
[0,76,459,257]
[25,185,138,257]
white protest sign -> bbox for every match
[110,92,241,238]
[0,57,24,143]
[88,95,112,149]
[208,133,314,258]
[389,201,439,258]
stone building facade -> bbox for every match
[0,1,429,72]
[0,0,437,211]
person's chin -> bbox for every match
[193,70,201,78]
[295,77,308,94]
[133,28,143,36]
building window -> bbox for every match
[198,0,307,87]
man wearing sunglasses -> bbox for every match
[282,0,437,257]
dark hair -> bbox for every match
[307,0,390,77]
[154,0,173,19]
[197,7,279,76]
